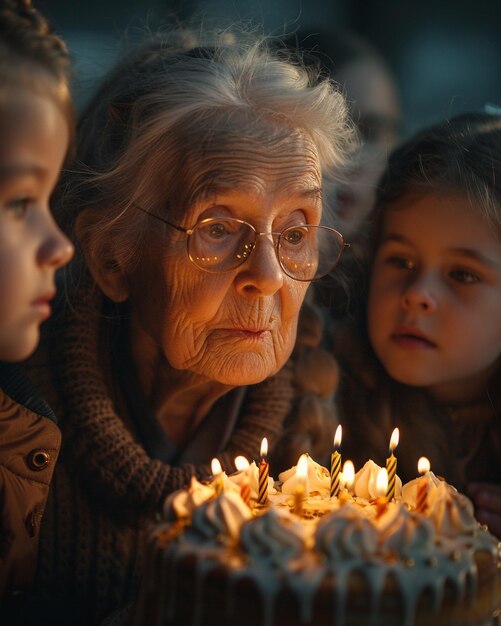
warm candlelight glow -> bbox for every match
[389,428,400,453]
[234,456,250,472]
[375,468,389,497]
[260,437,268,459]
[211,458,222,476]
[418,456,431,475]
[296,453,309,481]
[342,460,355,490]
[334,424,342,449]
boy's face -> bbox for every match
[0,93,73,361]
[367,191,501,404]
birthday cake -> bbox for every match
[129,456,501,626]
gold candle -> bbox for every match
[416,457,431,514]
[330,425,342,499]
[234,455,252,508]
[211,458,224,496]
[293,454,308,516]
[375,468,389,519]
[386,428,399,501]
[257,438,269,506]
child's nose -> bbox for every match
[400,275,437,313]
[38,213,74,269]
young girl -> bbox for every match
[333,111,501,538]
[0,0,74,600]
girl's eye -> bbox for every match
[450,268,480,284]
[5,196,32,218]
[386,255,415,270]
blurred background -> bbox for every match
[40,0,500,136]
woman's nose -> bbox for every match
[234,234,284,296]
[400,274,437,313]
[37,211,74,269]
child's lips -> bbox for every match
[391,327,437,348]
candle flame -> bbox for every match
[211,458,222,476]
[342,460,355,488]
[389,427,400,452]
[234,455,250,471]
[333,424,342,449]
[260,437,268,458]
[376,468,389,497]
[296,453,309,479]
[418,456,430,475]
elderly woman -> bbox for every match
[28,31,353,623]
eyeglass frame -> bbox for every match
[133,203,349,282]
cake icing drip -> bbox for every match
[239,508,307,566]
[315,503,378,560]
[188,491,252,544]
[377,504,435,561]
[162,476,214,521]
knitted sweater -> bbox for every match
[27,281,296,625]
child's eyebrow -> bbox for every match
[451,247,501,269]
[0,162,44,182]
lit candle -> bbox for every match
[293,453,308,516]
[416,456,431,514]
[375,468,389,519]
[211,458,224,496]
[330,425,342,499]
[386,428,399,501]
[339,460,355,505]
[257,437,269,506]
[234,455,252,507]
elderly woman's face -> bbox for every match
[128,134,322,385]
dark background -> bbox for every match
[39,0,500,135]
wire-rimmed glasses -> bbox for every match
[134,204,349,282]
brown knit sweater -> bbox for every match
[27,281,296,624]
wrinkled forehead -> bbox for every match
[166,120,322,217]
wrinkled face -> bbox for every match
[368,192,501,403]
[127,133,321,385]
[0,93,73,361]
[333,58,401,234]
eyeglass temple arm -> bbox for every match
[132,202,187,233]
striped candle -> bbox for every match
[385,428,399,501]
[416,457,430,514]
[257,438,269,505]
[330,425,342,498]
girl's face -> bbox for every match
[126,134,321,386]
[0,93,74,361]
[368,191,501,404]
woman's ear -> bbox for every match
[75,209,130,303]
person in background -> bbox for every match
[284,28,402,237]
[333,111,501,538]
[26,29,354,623]
[0,0,74,609]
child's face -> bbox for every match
[0,92,74,361]
[368,191,501,404]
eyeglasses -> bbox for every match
[134,204,349,282]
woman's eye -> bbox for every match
[283,227,306,245]
[5,196,32,218]
[207,222,228,238]
[450,268,480,284]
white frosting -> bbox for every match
[401,471,441,509]
[279,455,330,494]
[353,459,402,500]
[427,481,478,537]
[377,503,435,560]
[163,476,214,520]
[189,490,252,544]
[227,461,276,498]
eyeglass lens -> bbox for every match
[188,218,343,280]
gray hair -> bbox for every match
[59,29,355,274]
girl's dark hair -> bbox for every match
[372,111,501,246]
[0,0,75,150]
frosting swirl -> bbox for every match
[315,503,378,560]
[163,476,214,521]
[279,455,330,495]
[353,460,402,500]
[427,481,478,537]
[377,503,435,561]
[188,491,252,545]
